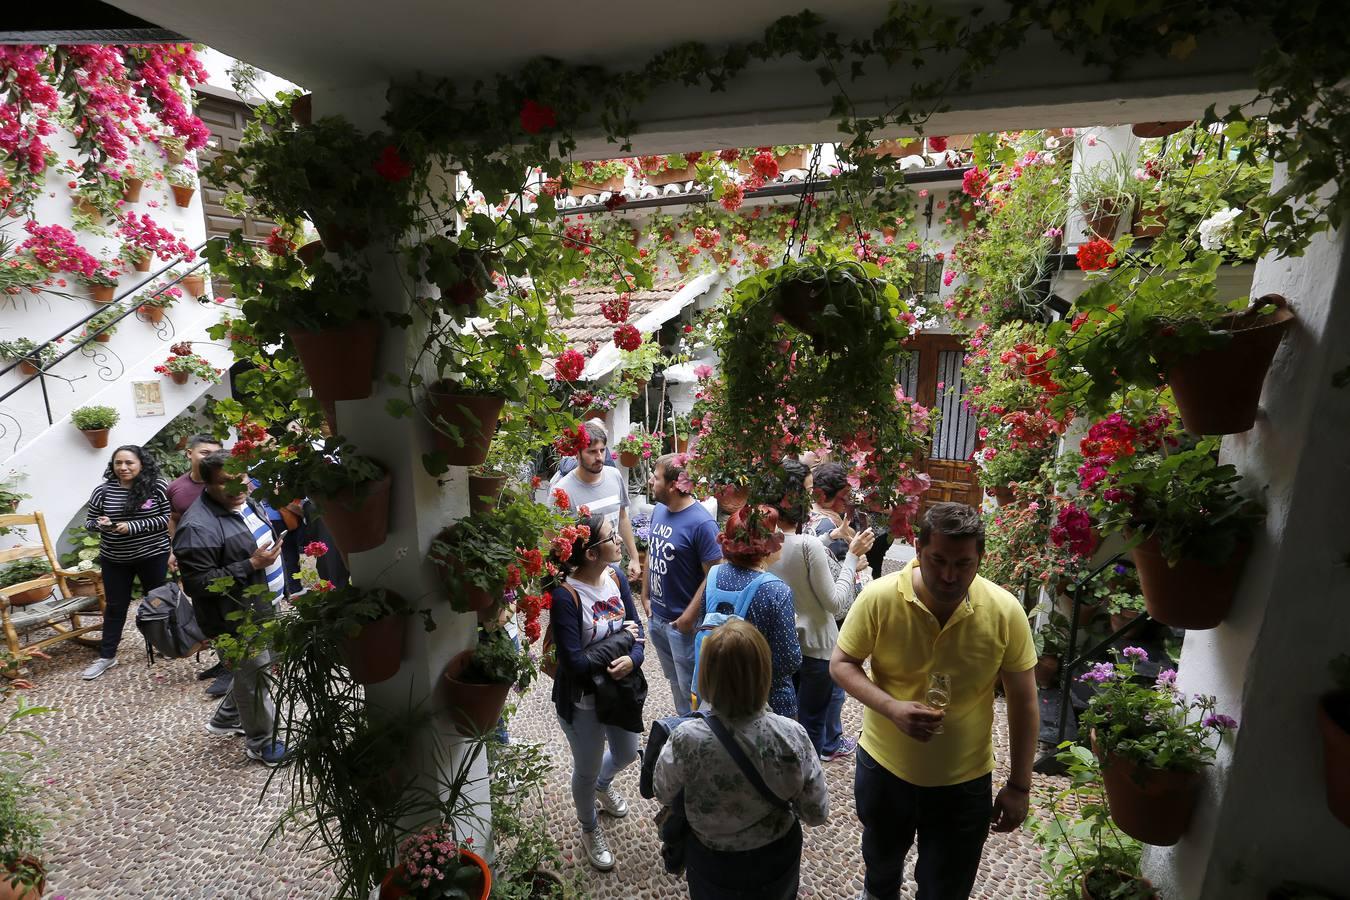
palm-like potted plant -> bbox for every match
[70,405,119,449]
[1078,648,1237,846]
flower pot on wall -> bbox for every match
[90,284,117,303]
[290,93,313,126]
[440,650,512,735]
[992,485,1014,506]
[122,178,144,203]
[17,361,38,377]
[1165,294,1294,436]
[1318,690,1350,828]
[568,176,624,197]
[168,371,189,385]
[339,612,406,685]
[296,240,325,267]
[1095,744,1202,846]
[646,165,697,186]
[289,318,381,402]
[675,436,689,453]
[180,274,206,298]
[170,185,195,207]
[425,382,504,467]
[132,255,152,272]
[141,305,165,324]
[1083,199,1124,240]
[1131,536,1249,630]
[75,197,103,223]
[467,473,507,515]
[314,471,391,555]
[79,427,110,449]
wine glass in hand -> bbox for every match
[926,672,951,735]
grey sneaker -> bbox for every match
[580,824,615,871]
[596,784,629,818]
[81,657,118,680]
[205,720,246,737]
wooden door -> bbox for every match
[900,332,983,512]
[194,93,277,242]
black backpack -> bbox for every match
[135,581,208,664]
[640,712,704,874]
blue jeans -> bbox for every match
[648,614,696,716]
[855,746,992,900]
[796,655,846,755]
[556,706,640,831]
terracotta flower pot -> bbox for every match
[1132,122,1191,139]
[1083,199,1123,239]
[314,471,392,555]
[170,185,195,207]
[1165,294,1295,436]
[467,473,507,515]
[715,484,750,515]
[675,436,689,453]
[568,175,624,197]
[1318,691,1350,828]
[959,206,977,226]
[296,240,325,267]
[379,850,491,900]
[1132,535,1249,630]
[339,612,406,685]
[290,93,313,126]
[425,382,504,467]
[91,284,117,303]
[165,147,186,165]
[9,585,51,607]
[1109,608,1143,634]
[619,451,640,468]
[122,177,144,203]
[868,139,922,159]
[582,407,607,422]
[68,576,100,598]
[131,254,152,272]
[180,274,206,298]
[79,427,110,449]
[313,222,369,252]
[75,197,102,223]
[646,164,698,186]
[992,485,1014,506]
[289,318,381,402]
[440,649,513,735]
[0,856,46,900]
[92,331,112,343]
[1081,868,1158,900]
[1095,740,1202,846]
[142,305,165,324]
[17,361,38,377]
[168,370,189,385]
[1131,203,1167,238]
[836,213,854,234]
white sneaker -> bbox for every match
[81,657,118,680]
[596,784,629,818]
[580,824,615,871]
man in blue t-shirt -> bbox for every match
[644,453,722,716]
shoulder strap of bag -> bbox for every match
[733,571,774,619]
[706,715,790,810]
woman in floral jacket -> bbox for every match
[655,618,829,899]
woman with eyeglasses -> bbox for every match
[548,510,647,872]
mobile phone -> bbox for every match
[274,529,289,546]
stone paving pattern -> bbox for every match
[11,563,1056,899]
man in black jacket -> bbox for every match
[173,450,286,766]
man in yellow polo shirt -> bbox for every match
[831,502,1039,900]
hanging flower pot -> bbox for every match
[379,850,491,900]
[90,284,117,303]
[290,93,313,126]
[1080,868,1159,900]
[170,185,195,208]
[92,331,111,344]
[1132,536,1249,630]
[1131,203,1167,238]
[1083,198,1124,240]
[619,450,640,468]
[179,274,207,299]
[141,304,165,324]
[715,484,750,515]
[1094,738,1202,846]
[289,318,381,402]
[1165,294,1295,436]
[296,240,325,267]
[75,197,103,223]
[439,649,512,734]
[314,470,392,555]
[1318,689,1350,828]
[339,612,407,685]
[1132,122,1191,139]
[425,381,504,467]
[78,427,110,449]
[675,435,689,453]
[774,280,828,341]
[467,472,507,515]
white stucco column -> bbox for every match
[1142,194,1350,895]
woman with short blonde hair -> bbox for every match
[656,619,828,899]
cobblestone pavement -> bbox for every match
[11,576,1056,899]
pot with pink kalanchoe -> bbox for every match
[1079,647,1238,847]
[378,823,491,900]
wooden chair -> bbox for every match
[0,511,106,657]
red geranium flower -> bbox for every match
[303,541,329,558]
[613,323,642,351]
[928,135,948,153]
[519,100,557,134]
[373,144,412,182]
[552,488,572,511]
[1076,238,1116,271]
[555,348,586,382]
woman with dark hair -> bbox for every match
[548,511,647,872]
[769,461,874,761]
[702,505,801,717]
[81,444,172,680]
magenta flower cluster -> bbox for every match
[19,222,101,278]
[118,212,195,261]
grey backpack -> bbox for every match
[135,581,208,664]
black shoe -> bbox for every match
[206,672,234,697]
[196,660,226,681]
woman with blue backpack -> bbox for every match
[547,509,647,873]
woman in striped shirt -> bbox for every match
[81,445,172,680]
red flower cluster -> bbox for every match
[718,148,741,163]
[1076,238,1116,271]
[751,150,779,180]
[230,421,268,458]
[693,226,721,250]
[555,348,586,382]
[303,541,329,558]
[554,424,590,458]
[549,523,591,563]
[374,144,412,182]
[561,220,593,252]
[962,167,990,198]
[613,323,642,351]
[517,547,544,578]
[552,487,571,511]
[600,295,630,323]
[519,99,557,134]
[265,227,295,257]
[170,341,192,356]
[928,135,948,153]
[719,182,745,212]
[1050,505,1097,557]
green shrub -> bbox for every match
[70,406,119,431]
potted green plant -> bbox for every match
[137,284,182,324]
[564,159,628,196]
[0,559,52,607]
[1074,151,1146,240]
[84,265,121,304]
[0,699,53,900]
[83,307,121,343]
[1030,743,1158,900]
[428,496,559,614]
[294,550,411,685]
[0,486,27,516]
[1078,647,1237,845]
[379,822,491,900]
[153,352,221,386]
[59,524,103,596]
[616,425,659,468]
[669,411,692,452]
[615,339,664,392]
[70,405,119,449]
[411,235,499,322]
[166,165,196,207]
[1318,654,1350,828]
[487,740,570,899]
[466,412,540,515]
[119,154,150,203]
[0,341,56,378]
[440,624,536,736]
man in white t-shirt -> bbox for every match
[549,421,641,583]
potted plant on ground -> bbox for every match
[1078,647,1238,845]
[1318,654,1350,828]
[70,405,119,449]
[379,822,490,900]
[0,341,56,377]
[486,737,570,899]
[0,560,52,607]
[84,265,121,303]
[59,525,103,597]
[154,352,221,385]
[1030,742,1158,900]
[616,426,659,469]
[0,700,52,900]
[167,165,196,207]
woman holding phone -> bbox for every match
[81,445,172,680]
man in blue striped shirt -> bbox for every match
[173,451,286,766]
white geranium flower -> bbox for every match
[1198,207,1243,251]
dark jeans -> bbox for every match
[98,551,170,659]
[854,746,992,900]
[796,655,846,755]
[686,819,802,900]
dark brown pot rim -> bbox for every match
[1210,293,1294,335]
